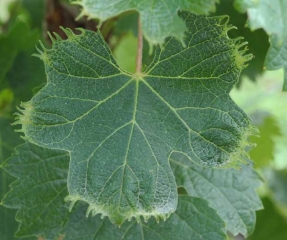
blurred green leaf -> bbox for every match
[264,169,287,206]
[214,0,269,81]
[22,0,45,30]
[6,49,46,103]
[249,198,287,240]
[0,15,43,83]
[113,12,153,70]
[113,32,137,73]
[0,0,16,25]
[0,3,46,238]
[75,0,220,45]
[0,19,38,85]
[0,5,46,103]
[113,12,138,36]
[234,0,287,90]
[234,0,287,40]
[249,116,281,168]
[265,36,287,90]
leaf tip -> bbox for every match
[60,26,77,39]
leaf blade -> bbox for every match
[16,13,256,224]
[76,0,219,45]
[3,142,227,240]
[171,153,263,237]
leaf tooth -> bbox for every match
[47,31,56,43]
[15,105,24,113]
[86,204,93,217]
[232,37,245,44]
[240,40,249,47]
[226,24,237,32]
[32,53,42,59]
[38,40,46,51]
[60,27,75,39]
[65,196,74,209]
[35,46,43,55]
[52,31,62,41]
[134,215,141,223]
[33,41,46,59]
[218,15,229,26]
[14,128,24,133]
[143,215,151,223]
[75,27,85,35]
[12,118,21,125]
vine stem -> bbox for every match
[136,16,143,73]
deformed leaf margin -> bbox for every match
[12,15,259,225]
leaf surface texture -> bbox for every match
[171,153,263,237]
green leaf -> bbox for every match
[0,0,16,24]
[265,36,287,91]
[234,0,287,90]
[64,196,226,240]
[0,85,23,240]
[22,0,45,30]
[171,153,263,237]
[0,118,22,240]
[263,169,287,206]
[214,0,270,81]
[0,13,44,99]
[113,32,137,73]
[1,143,70,239]
[249,116,281,168]
[234,0,287,40]
[2,142,226,239]
[0,20,35,84]
[16,13,256,225]
[249,198,287,240]
[75,0,219,45]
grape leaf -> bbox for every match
[2,142,226,239]
[1,143,70,239]
[234,0,287,90]
[249,116,281,168]
[265,36,287,91]
[0,20,39,85]
[214,0,270,81]
[74,0,219,45]
[15,12,256,225]
[64,196,226,240]
[234,0,287,40]
[171,153,263,237]
[0,118,22,240]
[263,169,287,206]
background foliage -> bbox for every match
[1,0,287,239]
